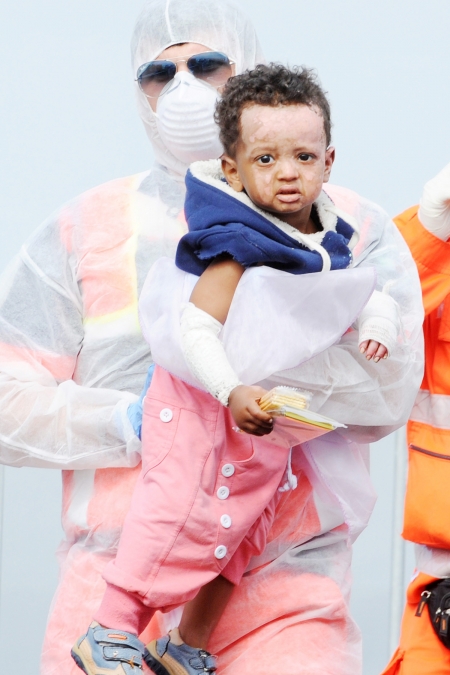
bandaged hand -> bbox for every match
[228,385,274,436]
[357,290,399,362]
[358,315,397,362]
[359,339,388,362]
[359,312,396,362]
[418,162,450,241]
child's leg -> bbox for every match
[102,369,288,616]
[143,577,232,675]
[72,364,289,673]
[95,582,155,635]
[178,575,234,649]
[71,367,241,674]
[154,485,282,651]
[73,486,282,675]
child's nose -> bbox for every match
[277,159,300,180]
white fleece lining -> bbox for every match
[189,159,360,272]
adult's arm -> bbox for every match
[268,201,424,442]
[396,163,450,315]
[0,213,141,469]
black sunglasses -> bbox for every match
[136,51,234,99]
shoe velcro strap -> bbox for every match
[203,655,217,671]
[189,654,217,671]
[155,634,171,657]
[94,628,144,652]
[103,646,143,666]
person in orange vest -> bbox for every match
[382,162,450,675]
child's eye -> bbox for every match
[258,155,274,165]
[298,153,313,162]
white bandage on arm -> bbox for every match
[180,302,242,406]
[357,290,400,355]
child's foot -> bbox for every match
[144,631,217,674]
[71,621,146,674]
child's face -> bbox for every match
[221,103,335,231]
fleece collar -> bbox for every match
[189,159,360,259]
[176,159,359,277]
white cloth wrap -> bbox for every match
[180,302,242,405]
[140,259,376,389]
[418,162,450,241]
[357,289,400,355]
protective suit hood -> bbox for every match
[131,0,265,181]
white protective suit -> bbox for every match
[0,1,423,673]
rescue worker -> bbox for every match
[382,162,450,675]
[0,0,424,673]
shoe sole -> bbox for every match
[144,647,172,675]
[71,648,89,675]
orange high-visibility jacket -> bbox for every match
[396,206,450,548]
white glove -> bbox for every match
[113,397,142,464]
[418,162,450,241]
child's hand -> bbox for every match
[228,385,274,436]
[359,340,388,363]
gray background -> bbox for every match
[1,1,449,673]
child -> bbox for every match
[71,64,400,675]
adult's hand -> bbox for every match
[419,162,450,240]
[127,364,155,439]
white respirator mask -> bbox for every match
[155,71,224,165]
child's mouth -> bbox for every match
[276,190,301,203]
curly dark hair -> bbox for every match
[215,63,332,157]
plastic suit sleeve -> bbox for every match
[0,227,141,469]
[395,205,450,316]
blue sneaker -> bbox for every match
[71,622,146,674]
[144,634,217,675]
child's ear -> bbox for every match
[221,155,244,192]
[323,146,335,183]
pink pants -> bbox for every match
[98,366,289,631]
